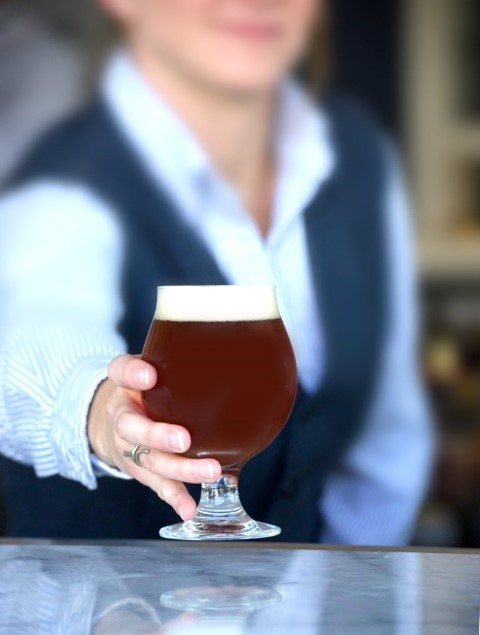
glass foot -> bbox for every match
[160,518,280,541]
[159,475,281,541]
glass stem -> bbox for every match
[159,471,281,539]
[193,474,249,523]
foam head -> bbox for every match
[155,285,280,322]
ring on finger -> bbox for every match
[123,443,150,468]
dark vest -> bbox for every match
[0,97,387,542]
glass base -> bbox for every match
[160,519,280,541]
[159,475,281,541]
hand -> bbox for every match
[87,354,221,520]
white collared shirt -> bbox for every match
[103,51,333,393]
[0,51,433,544]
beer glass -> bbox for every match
[141,285,297,540]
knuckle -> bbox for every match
[184,460,198,482]
[107,356,121,380]
[105,394,118,421]
[156,479,171,503]
[108,354,136,387]
[158,481,183,511]
[140,448,153,471]
[145,450,161,475]
[144,423,158,448]
[150,452,182,483]
[115,409,131,439]
[124,362,137,386]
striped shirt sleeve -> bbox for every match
[0,181,126,488]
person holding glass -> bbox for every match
[0,0,433,542]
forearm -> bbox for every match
[0,181,129,487]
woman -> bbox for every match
[0,0,432,542]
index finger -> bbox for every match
[108,354,157,390]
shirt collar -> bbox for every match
[270,79,335,240]
[276,79,334,181]
[101,49,335,234]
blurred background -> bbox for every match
[1,0,479,547]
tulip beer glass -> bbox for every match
[142,285,297,540]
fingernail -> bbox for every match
[198,463,215,480]
[168,432,186,452]
[138,368,150,387]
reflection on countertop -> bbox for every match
[0,541,479,634]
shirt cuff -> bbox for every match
[50,355,113,489]
[90,453,132,480]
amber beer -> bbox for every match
[142,285,297,471]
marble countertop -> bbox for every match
[0,540,478,634]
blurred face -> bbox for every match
[100,0,320,94]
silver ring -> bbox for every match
[123,443,150,467]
